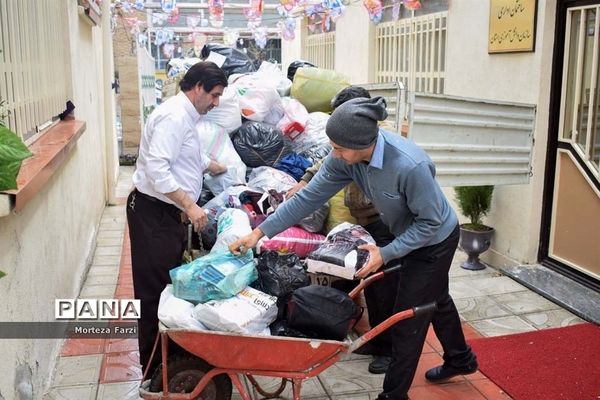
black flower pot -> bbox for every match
[458,225,494,270]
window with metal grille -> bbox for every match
[560,5,600,179]
[0,1,72,144]
[303,31,335,70]
[375,0,447,93]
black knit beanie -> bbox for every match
[326,96,388,149]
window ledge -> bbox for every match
[0,120,86,216]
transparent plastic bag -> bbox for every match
[170,251,258,303]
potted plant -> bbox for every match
[454,185,494,270]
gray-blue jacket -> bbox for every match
[259,130,458,263]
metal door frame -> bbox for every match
[540,0,600,291]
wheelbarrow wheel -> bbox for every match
[149,354,232,400]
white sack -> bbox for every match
[192,287,277,335]
[158,285,207,330]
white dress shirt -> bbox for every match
[133,91,211,208]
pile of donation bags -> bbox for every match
[158,50,376,340]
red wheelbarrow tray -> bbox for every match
[139,267,436,400]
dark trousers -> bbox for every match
[126,189,186,372]
[379,224,476,399]
[363,219,398,356]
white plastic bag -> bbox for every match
[211,208,252,253]
[198,120,247,196]
[291,112,331,155]
[247,166,297,193]
[158,285,207,330]
[276,97,309,140]
[204,86,242,133]
[203,185,250,211]
[192,287,277,335]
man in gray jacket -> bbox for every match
[229,96,478,400]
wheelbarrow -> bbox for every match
[139,264,436,400]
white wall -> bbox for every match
[444,0,556,266]
[333,2,376,84]
[0,3,111,398]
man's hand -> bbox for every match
[354,243,384,279]
[286,180,307,198]
[229,228,265,255]
[185,203,208,233]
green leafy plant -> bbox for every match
[0,125,33,191]
[454,185,494,231]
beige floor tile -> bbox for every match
[454,296,512,321]
[97,381,142,400]
[43,384,97,400]
[466,276,528,296]
[84,273,119,287]
[468,316,537,337]
[96,236,124,247]
[52,355,103,387]
[449,280,485,299]
[91,255,121,266]
[79,284,117,299]
[491,291,562,314]
[319,359,384,395]
[94,246,122,257]
[521,309,585,329]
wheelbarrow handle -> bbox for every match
[347,301,437,354]
[348,263,403,300]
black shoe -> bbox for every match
[368,356,393,374]
[425,361,478,382]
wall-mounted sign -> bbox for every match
[489,0,537,53]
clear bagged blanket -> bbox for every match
[170,251,257,303]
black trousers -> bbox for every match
[126,189,186,372]
[378,224,476,400]
[363,219,398,356]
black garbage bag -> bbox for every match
[201,43,256,77]
[253,251,310,297]
[230,122,288,168]
[287,60,316,82]
[287,285,362,341]
[252,251,310,318]
[270,319,310,338]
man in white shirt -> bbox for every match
[126,61,228,373]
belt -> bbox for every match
[133,188,185,222]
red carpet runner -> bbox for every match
[469,323,600,400]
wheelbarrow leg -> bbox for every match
[292,378,303,400]
[229,373,253,400]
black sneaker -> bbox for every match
[425,361,478,382]
[368,356,393,374]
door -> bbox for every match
[541,1,600,286]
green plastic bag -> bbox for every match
[170,250,258,303]
[290,67,350,113]
[0,125,32,191]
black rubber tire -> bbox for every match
[149,354,232,400]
